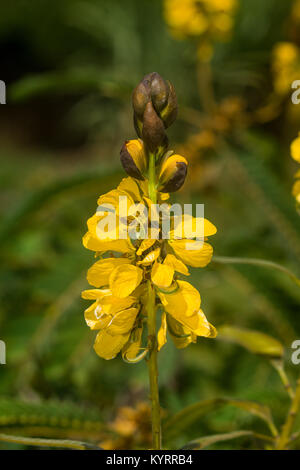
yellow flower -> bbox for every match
[82,288,140,360]
[157,280,216,349]
[291,134,300,208]
[158,154,188,192]
[82,73,217,361]
[272,42,300,95]
[164,0,236,47]
[291,135,300,163]
[292,178,300,205]
[120,139,147,180]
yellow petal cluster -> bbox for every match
[82,174,217,359]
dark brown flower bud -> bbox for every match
[132,73,178,154]
[158,154,188,193]
[120,139,147,180]
[160,81,178,128]
[142,101,168,153]
[150,73,169,113]
[133,113,143,138]
[132,79,151,118]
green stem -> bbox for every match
[212,255,300,288]
[148,152,157,204]
[276,377,300,449]
[147,282,161,449]
[271,360,295,400]
[147,150,161,449]
[0,433,99,450]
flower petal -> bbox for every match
[122,327,143,360]
[94,330,130,360]
[84,302,111,330]
[83,232,134,254]
[169,239,213,267]
[87,257,131,288]
[157,312,167,351]
[164,253,189,275]
[109,265,143,298]
[167,315,194,349]
[157,280,200,318]
[106,307,139,335]
[151,262,174,288]
[136,239,156,256]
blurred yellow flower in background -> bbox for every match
[164,0,237,60]
[291,134,300,207]
[272,42,300,95]
[101,402,152,450]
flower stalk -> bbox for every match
[147,148,161,449]
[276,377,300,449]
[81,72,217,450]
[147,280,161,449]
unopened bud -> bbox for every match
[132,73,178,153]
[120,139,147,180]
[160,81,177,128]
[158,154,188,193]
[142,101,168,153]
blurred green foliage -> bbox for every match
[1,0,300,450]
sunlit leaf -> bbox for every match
[218,325,284,359]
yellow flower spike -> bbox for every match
[291,135,300,163]
[151,261,174,288]
[163,254,190,276]
[158,154,188,193]
[120,140,147,180]
[94,330,131,360]
[168,239,213,268]
[109,264,143,298]
[82,73,217,452]
[87,258,131,288]
[157,312,167,351]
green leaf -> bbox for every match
[212,256,300,288]
[163,398,276,440]
[217,325,284,359]
[181,430,254,449]
[0,433,101,450]
[0,167,121,244]
[0,398,103,433]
